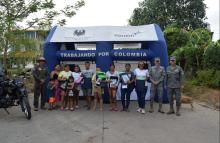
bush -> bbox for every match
[195,69,220,88]
[203,42,220,70]
[7,68,25,76]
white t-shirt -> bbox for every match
[72,72,82,83]
[106,71,120,87]
[134,68,149,80]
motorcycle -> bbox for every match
[0,76,31,120]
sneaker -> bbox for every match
[137,108,141,113]
[34,107,38,111]
[75,105,79,109]
[109,108,114,111]
[167,110,175,115]
[141,109,146,114]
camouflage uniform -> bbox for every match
[32,64,49,109]
[149,65,165,112]
[166,65,184,115]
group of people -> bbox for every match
[32,56,184,116]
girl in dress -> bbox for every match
[66,76,76,111]
[72,65,82,109]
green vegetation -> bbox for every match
[129,0,207,30]
[0,0,85,69]
[130,0,220,88]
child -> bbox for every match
[106,64,120,111]
[52,74,60,109]
[72,65,82,109]
[48,78,56,110]
[92,68,106,111]
[66,76,76,111]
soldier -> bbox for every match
[149,57,166,113]
[32,57,49,111]
[166,56,184,116]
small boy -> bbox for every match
[92,68,107,111]
[48,78,56,110]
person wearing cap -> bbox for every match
[166,56,184,116]
[149,57,166,113]
[32,57,49,111]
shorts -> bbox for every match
[82,88,92,96]
[94,86,104,96]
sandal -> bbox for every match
[114,108,118,112]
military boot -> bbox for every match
[149,103,154,113]
[158,104,164,113]
[167,104,175,114]
[176,106,181,116]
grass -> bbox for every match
[183,80,220,110]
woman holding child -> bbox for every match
[58,65,72,110]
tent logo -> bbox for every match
[73,29,86,36]
[114,31,142,38]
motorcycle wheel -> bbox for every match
[21,96,32,120]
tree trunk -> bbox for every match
[195,53,200,69]
[3,40,8,70]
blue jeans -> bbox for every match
[121,88,133,109]
[136,89,147,109]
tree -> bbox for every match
[172,28,212,74]
[129,0,207,30]
[164,26,189,55]
[0,0,85,69]
[203,42,220,70]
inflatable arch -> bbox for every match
[44,24,169,103]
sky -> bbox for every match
[54,0,219,40]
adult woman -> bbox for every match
[134,61,149,114]
[50,64,61,79]
[58,65,72,110]
[120,63,135,112]
[106,64,120,111]
[50,64,61,106]
[72,65,82,109]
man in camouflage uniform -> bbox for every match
[166,56,184,116]
[32,57,49,111]
[149,57,166,113]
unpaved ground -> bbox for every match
[0,98,219,143]
[183,85,220,110]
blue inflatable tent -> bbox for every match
[44,24,169,103]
